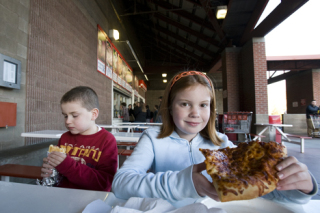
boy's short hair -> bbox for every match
[60,86,99,111]
[121,102,127,107]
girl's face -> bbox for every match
[171,84,211,142]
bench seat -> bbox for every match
[0,164,42,182]
[283,134,312,153]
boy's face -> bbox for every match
[171,84,211,142]
[61,101,99,135]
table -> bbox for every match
[201,197,319,213]
[0,181,116,213]
[112,132,142,142]
[21,130,142,142]
[21,130,67,138]
[254,123,293,141]
[0,182,318,213]
[99,124,138,133]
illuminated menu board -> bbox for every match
[97,25,133,92]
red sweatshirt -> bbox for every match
[55,128,117,191]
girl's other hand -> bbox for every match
[276,156,313,194]
[192,162,220,201]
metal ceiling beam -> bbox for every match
[137,26,209,64]
[240,0,269,45]
[251,0,309,38]
[143,65,193,74]
[267,71,304,84]
[154,13,221,47]
[198,0,226,41]
[145,46,186,64]
[150,0,216,32]
[142,36,196,65]
[186,0,202,7]
[154,37,209,64]
[154,25,216,58]
[267,60,320,71]
[136,19,217,58]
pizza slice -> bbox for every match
[200,141,287,202]
[48,144,66,153]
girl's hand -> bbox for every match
[47,151,67,167]
[41,157,54,178]
[192,162,220,201]
[276,156,313,194]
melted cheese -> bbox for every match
[200,141,287,202]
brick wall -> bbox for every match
[286,70,313,113]
[222,47,241,112]
[252,38,268,114]
[312,69,320,102]
[0,0,30,150]
[26,0,113,145]
[239,38,268,132]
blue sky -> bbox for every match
[258,0,320,56]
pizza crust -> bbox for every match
[200,141,287,202]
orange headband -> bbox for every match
[170,71,213,90]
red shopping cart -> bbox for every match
[222,112,253,144]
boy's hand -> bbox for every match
[47,151,67,167]
[41,157,54,178]
[192,162,220,201]
[276,156,313,194]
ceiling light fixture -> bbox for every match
[216,5,228,19]
[109,29,119,40]
[163,79,167,83]
[162,73,167,77]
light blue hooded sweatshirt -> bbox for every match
[112,127,318,208]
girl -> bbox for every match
[112,71,317,207]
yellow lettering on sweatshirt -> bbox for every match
[60,145,102,162]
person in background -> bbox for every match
[120,102,129,122]
[41,86,117,191]
[306,100,320,137]
[153,105,159,123]
[155,96,163,123]
[134,100,147,122]
[128,104,135,122]
[146,105,152,123]
[112,71,317,208]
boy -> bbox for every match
[41,86,117,191]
